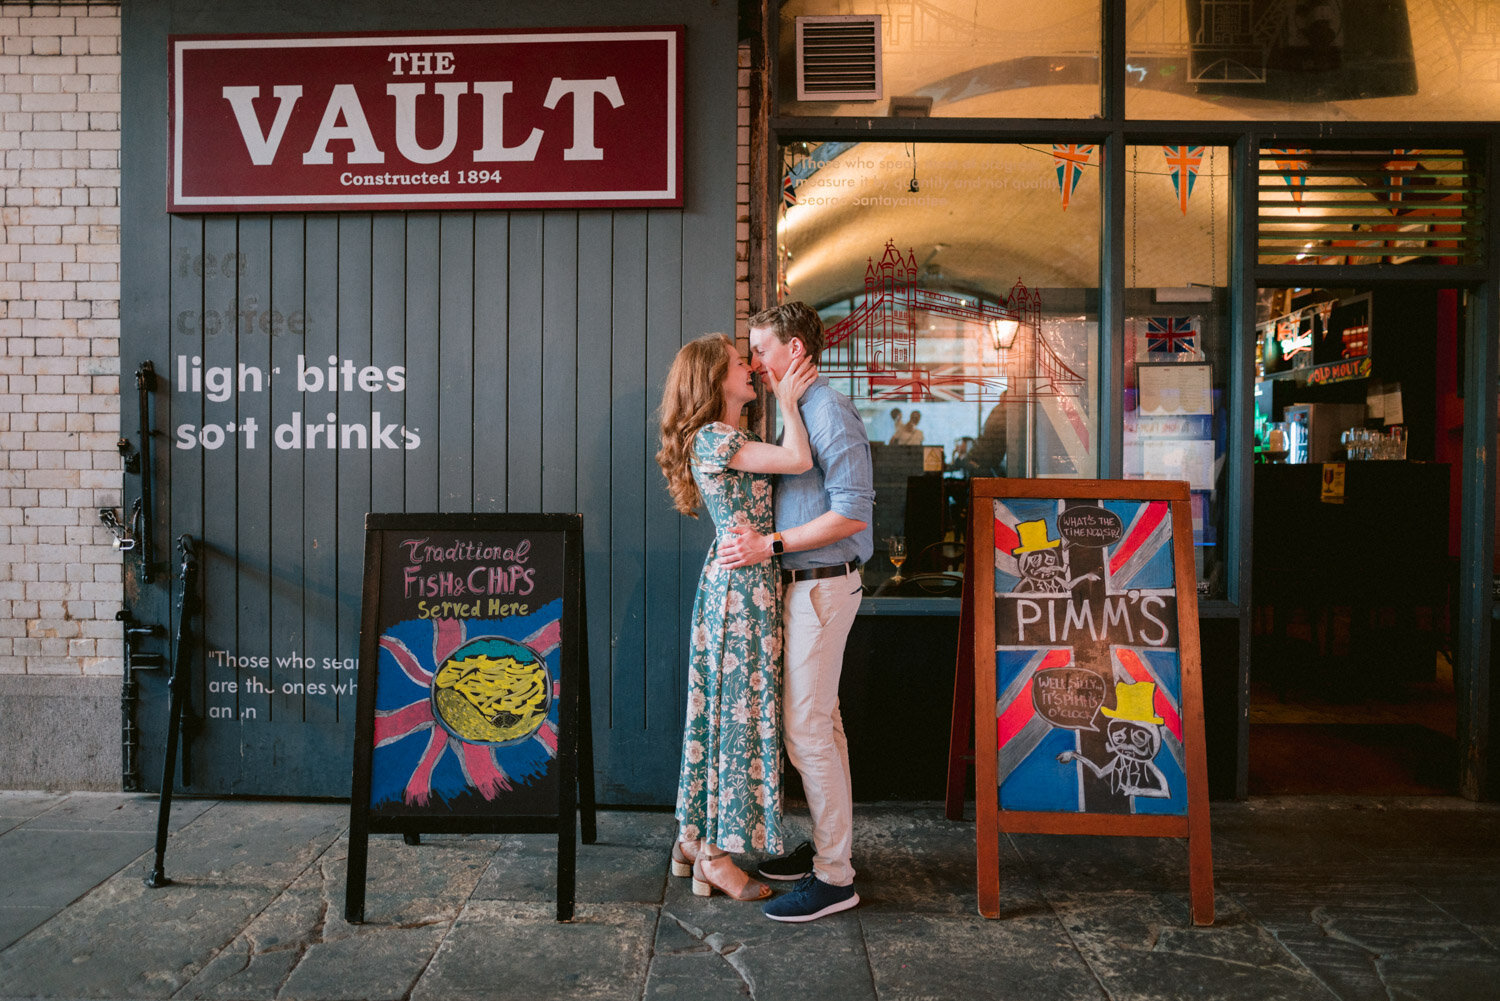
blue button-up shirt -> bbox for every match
[775,377,875,570]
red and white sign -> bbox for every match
[169,27,683,212]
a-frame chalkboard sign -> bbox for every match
[953,479,1214,925]
[346,513,596,923]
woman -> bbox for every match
[656,332,815,901]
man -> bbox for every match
[719,301,874,923]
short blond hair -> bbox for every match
[748,301,825,363]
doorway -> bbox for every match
[1248,285,1463,794]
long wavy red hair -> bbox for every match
[656,333,734,517]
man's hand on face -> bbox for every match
[717,523,772,569]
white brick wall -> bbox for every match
[0,3,123,677]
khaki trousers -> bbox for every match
[781,570,863,887]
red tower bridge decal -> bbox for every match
[820,240,1086,407]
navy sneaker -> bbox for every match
[757,840,815,881]
[762,874,859,922]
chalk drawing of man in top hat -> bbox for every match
[1010,519,1098,594]
[1057,680,1170,798]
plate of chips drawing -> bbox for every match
[430,635,553,747]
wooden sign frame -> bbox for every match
[346,513,596,923]
[959,479,1213,924]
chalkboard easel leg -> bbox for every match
[577,577,597,845]
[945,561,976,821]
[344,824,369,923]
[557,786,577,922]
[1188,814,1215,926]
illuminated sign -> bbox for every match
[1306,356,1372,386]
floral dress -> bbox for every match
[674,421,784,855]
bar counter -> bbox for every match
[1252,461,1451,681]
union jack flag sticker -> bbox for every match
[1144,316,1199,355]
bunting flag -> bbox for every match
[1162,146,1204,214]
[1267,148,1310,209]
[781,172,798,209]
[1384,148,1419,208]
[1051,144,1095,210]
[1144,316,1199,355]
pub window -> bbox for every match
[779,141,1101,595]
[1121,145,1232,599]
[778,0,1103,120]
[1125,0,1500,122]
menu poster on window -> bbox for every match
[345,513,594,923]
[1142,439,1215,491]
[1138,362,1213,416]
[956,478,1213,925]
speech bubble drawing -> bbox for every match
[1031,667,1106,731]
[1057,506,1124,548]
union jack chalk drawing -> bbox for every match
[991,497,1186,816]
[370,604,561,813]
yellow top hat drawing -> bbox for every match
[1099,680,1165,725]
[1011,519,1061,556]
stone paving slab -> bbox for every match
[0,905,54,953]
[846,805,987,916]
[18,793,214,834]
[470,810,676,906]
[1268,924,1498,1001]
[1052,890,1329,1001]
[1009,831,1196,897]
[0,830,153,909]
[646,906,772,1001]
[412,901,659,1001]
[145,803,346,889]
[1225,884,1500,1001]
[0,791,67,834]
[861,909,1106,1001]
[1419,879,1500,951]
[178,834,499,1001]
[0,801,345,999]
[0,870,287,999]
[673,901,873,1001]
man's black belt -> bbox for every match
[782,560,860,584]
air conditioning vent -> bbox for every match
[796,15,882,102]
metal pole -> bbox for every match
[144,535,198,889]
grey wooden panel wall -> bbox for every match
[123,0,735,801]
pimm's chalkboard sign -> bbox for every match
[956,479,1213,924]
[346,513,595,923]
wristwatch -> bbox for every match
[771,532,785,555]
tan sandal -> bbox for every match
[691,852,771,901]
[670,839,700,878]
